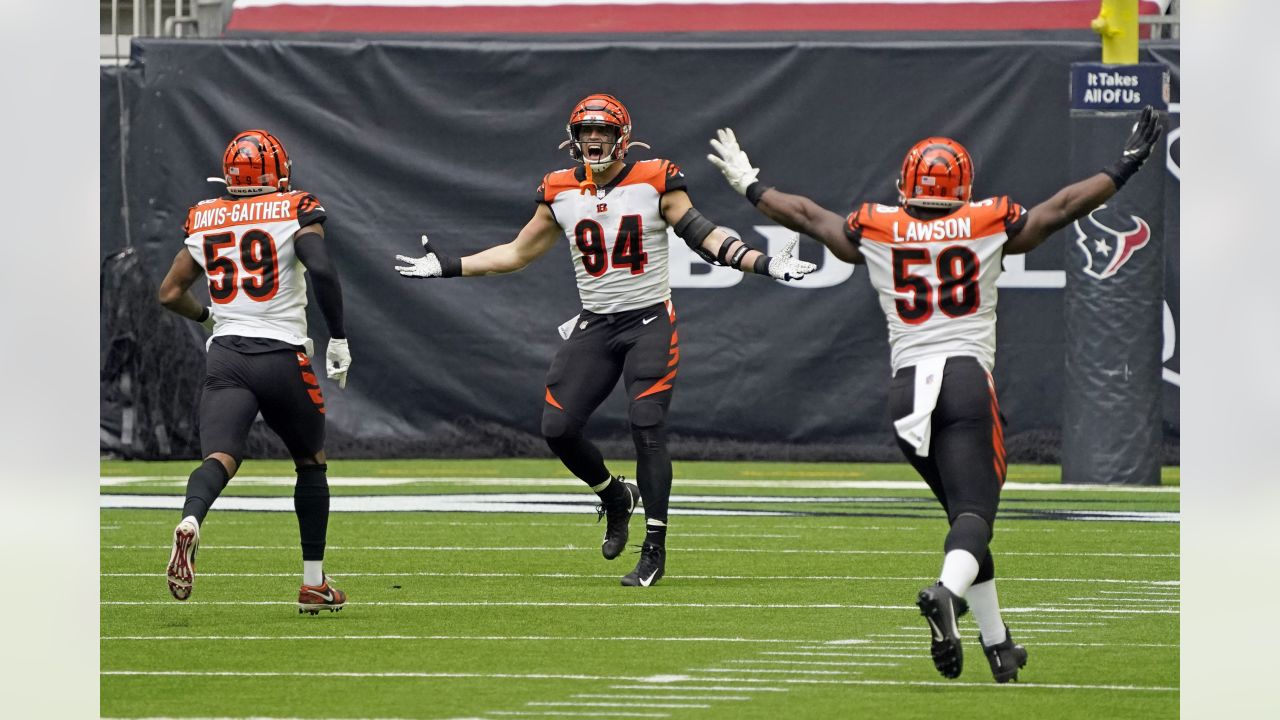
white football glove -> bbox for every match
[200,306,216,332]
[394,234,443,278]
[706,127,761,196]
[767,236,817,281]
[325,337,352,389]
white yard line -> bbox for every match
[100,543,1178,558]
[689,676,1177,692]
[572,694,750,702]
[725,659,899,667]
[608,684,787,693]
[527,702,708,709]
[102,634,823,643]
[101,475,1180,493]
[98,571,1180,583]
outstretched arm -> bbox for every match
[661,189,814,280]
[1005,105,1163,255]
[708,128,864,264]
[395,203,562,278]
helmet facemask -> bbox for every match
[571,122,625,172]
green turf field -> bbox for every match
[101,459,1179,719]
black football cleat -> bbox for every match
[620,542,665,587]
[980,626,1028,683]
[596,478,640,560]
[916,582,969,679]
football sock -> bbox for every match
[545,431,611,489]
[294,464,330,562]
[593,476,628,506]
[967,580,1008,645]
[631,422,671,528]
[181,458,230,525]
[939,549,980,597]
[644,519,667,547]
[303,560,325,587]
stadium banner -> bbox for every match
[1061,79,1167,484]
[100,38,1179,462]
[225,0,1173,35]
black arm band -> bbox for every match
[439,254,463,278]
[195,307,210,323]
[1102,159,1140,189]
[752,254,770,275]
[728,244,752,269]
[745,181,772,206]
[673,207,717,248]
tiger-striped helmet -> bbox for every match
[222,129,291,196]
[565,94,632,170]
[897,137,973,209]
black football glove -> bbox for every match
[1105,105,1164,187]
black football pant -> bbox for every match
[889,355,1006,583]
[541,301,679,530]
[188,344,330,561]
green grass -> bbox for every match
[101,459,1179,719]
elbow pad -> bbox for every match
[673,208,721,264]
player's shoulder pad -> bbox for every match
[847,202,903,243]
[540,168,580,202]
[622,158,685,193]
[967,195,1025,233]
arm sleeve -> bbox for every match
[296,193,328,228]
[661,160,688,194]
[295,229,345,339]
[844,207,865,244]
[535,176,550,206]
[1002,197,1028,240]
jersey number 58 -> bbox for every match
[892,246,980,324]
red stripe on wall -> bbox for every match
[228,2,1166,34]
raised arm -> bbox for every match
[660,189,814,280]
[707,128,864,264]
[395,203,562,279]
[1005,105,1163,255]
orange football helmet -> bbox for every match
[222,129,291,196]
[563,93,632,168]
[898,137,973,209]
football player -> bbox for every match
[708,107,1163,681]
[158,129,353,614]
[396,93,815,587]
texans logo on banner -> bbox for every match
[1073,204,1151,280]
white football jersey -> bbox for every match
[846,197,1026,373]
[539,159,686,314]
[182,191,327,354]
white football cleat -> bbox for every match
[166,518,199,601]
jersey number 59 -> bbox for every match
[203,230,280,303]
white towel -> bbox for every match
[556,314,581,340]
[892,356,947,457]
